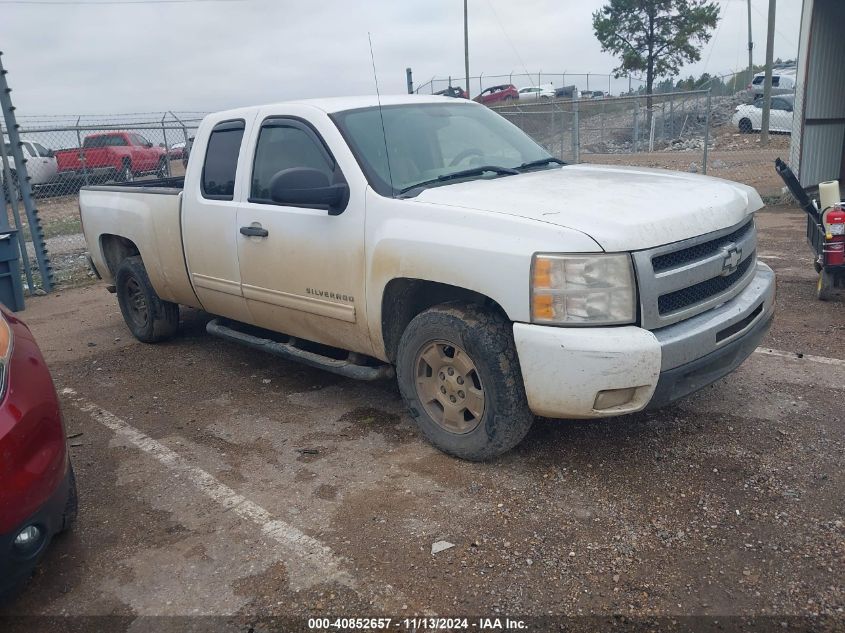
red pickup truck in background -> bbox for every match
[55,131,167,183]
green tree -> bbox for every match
[593,0,720,104]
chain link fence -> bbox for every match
[3,112,204,291]
[4,92,795,294]
[492,89,791,202]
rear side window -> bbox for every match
[250,119,337,204]
[202,120,245,201]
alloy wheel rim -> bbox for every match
[414,340,485,434]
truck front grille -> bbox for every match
[632,218,759,330]
[652,220,754,272]
[657,253,755,315]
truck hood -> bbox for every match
[415,164,764,251]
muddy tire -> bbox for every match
[816,268,835,301]
[115,256,179,342]
[396,303,534,461]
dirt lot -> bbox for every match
[1,208,843,631]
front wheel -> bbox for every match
[115,256,179,342]
[739,118,753,134]
[116,161,133,183]
[156,158,168,179]
[396,303,534,461]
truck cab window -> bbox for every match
[250,122,335,203]
[202,120,245,201]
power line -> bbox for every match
[483,0,532,81]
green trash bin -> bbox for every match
[0,229,25,312]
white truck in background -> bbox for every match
[79,95,775,460]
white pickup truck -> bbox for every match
[80,95,775,460]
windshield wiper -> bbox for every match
[398,165,519,196]
[517,157,567,170]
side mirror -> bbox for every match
[269,167,349,215]
[145,142,153,148]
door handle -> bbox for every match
[240,225,269,238]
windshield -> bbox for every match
[332,102,554,196]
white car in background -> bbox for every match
[732,95,794,134]
[748,71,796,97]
[517,84,555,100]
[2,139,59,190]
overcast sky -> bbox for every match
[0,0,802,116]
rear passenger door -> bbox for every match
[182,119,254,323]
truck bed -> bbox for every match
[80,178,199,309]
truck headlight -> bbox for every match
[531,253,637,325]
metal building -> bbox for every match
[789,0,845,189]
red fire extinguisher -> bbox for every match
[823,205,845,266]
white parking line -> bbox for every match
[61,388,411,611]
[754,347,845,368]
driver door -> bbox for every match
[236,114,371,355]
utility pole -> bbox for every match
[760,0,776,146]
[747,0,754,83]
[464,0,470,98]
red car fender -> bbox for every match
[0,310,68,535]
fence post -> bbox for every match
[0,51,53,291]
[169,110,190,146]
[558,104,565,161]
[702,89,712,175]
[571,96,580,163]
[75,118,90,187]
[0,120,34,294]
[161,113,171,178]
[601,99,606,143]
[669,93,675,138]
[649,106,656,152]
[406,67,413,94]
[633,97,639,153]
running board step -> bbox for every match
[206,318,394,381]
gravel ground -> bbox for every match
[0,207,842,632]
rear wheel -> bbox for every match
[739,118,753,134]
[396,303,534,461]
[156,158,168,179]
[115,256,179,342]
[817,268,835,301]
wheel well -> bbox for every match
[100,234,140,276]
[381,278,508,363]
